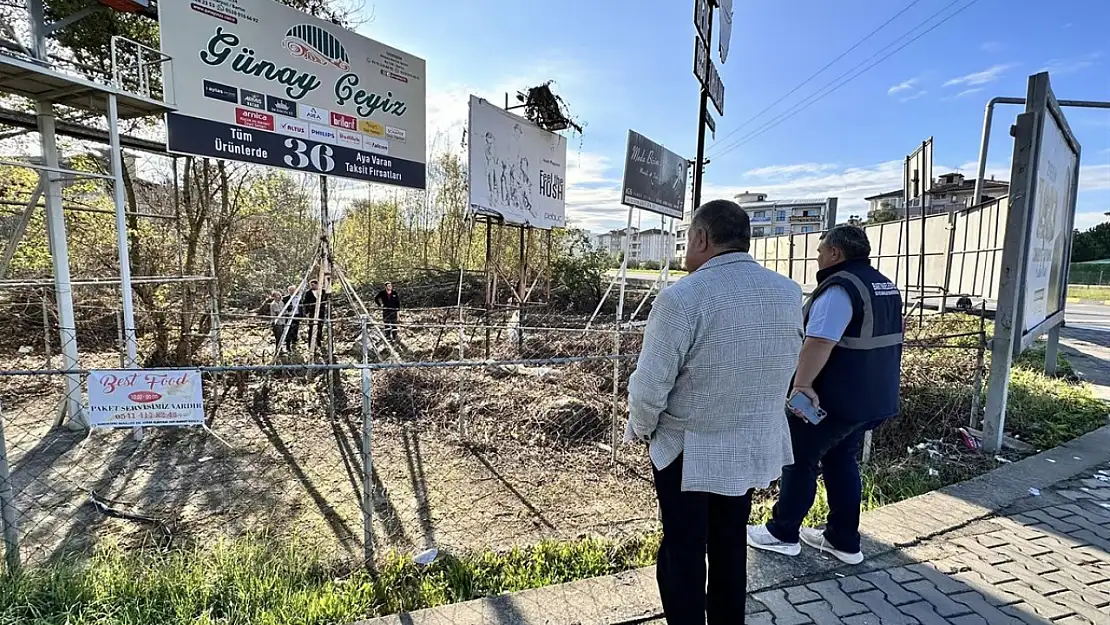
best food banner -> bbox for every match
[86,370,205,429]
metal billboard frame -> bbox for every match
[981,72,1081,453]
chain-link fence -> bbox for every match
[0,309,989,621]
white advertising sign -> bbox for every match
[87,370,205,429]
[1023,108,1077,333]
[160,0,426,189]
[467,96,567,229]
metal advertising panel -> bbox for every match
[87,369,205,429]
[1021,87,1080,338]
[620,130,689,219]
[160,0,426,189]
[694,0,711,45]
[718,0,733,63]
[467,96,567,230]
[694,36,725,116]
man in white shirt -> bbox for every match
[627,199,803,625]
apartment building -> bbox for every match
[594,226,674,263]
[865,173,1009,220]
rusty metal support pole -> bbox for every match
[484,219,492,359]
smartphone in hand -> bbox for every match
[787,391,827,425]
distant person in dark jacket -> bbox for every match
[300,279,329,349]
[375,282,401,341]
[283,285,300,350]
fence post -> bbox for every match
[360,361,374,566]
[970,301,986,428]
[41,293,51,369]
[457,313,467,439]
[1044,324,1060,377]
[861,431,872,466]
[610,327,622,464]
[0,402,21,576]
[115,309,125,368]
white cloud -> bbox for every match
[1074,211,1108,231]
[943,64,1015,88]
[1079,163,1110,192]
[1039,52,1102,76]
[900,90,928,103]
[887,78,918,96]
[942,87,984,101]
[743,163,838,178]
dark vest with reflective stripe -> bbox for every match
[803,259,903,423]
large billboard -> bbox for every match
[1022,95,1079,334]
[160,0,426,189]
[620,130,688,219]
[467,96,567,229]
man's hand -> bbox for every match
[792,386,820,408]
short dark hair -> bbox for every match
[692,199,751,253]
[821,225,871,260]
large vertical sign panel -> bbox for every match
[468,96,567,230]
[1022,97,1079,335]
[620,130,688,219]
[160,0,426,189]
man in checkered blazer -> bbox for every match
[627,199,803,625]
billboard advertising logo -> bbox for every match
[330,111,357,130]
[283,23,351,71]
[299,105,329,123]
[360,119,385,137]
[236,108,274,131]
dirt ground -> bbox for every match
[0,311,659,567]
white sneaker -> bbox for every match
[746,525,801,556]
[800,527,864,565]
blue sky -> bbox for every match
[356,0,1110,233]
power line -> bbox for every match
[709,0,981,162]
[706,0,926,154]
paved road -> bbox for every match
[1066,302,1110,332]
[648,461,1110,625]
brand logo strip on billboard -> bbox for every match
[167,113,425,189]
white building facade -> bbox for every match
[673,193,837,267]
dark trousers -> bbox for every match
[271,325,283,351]
[766,416,885,554]
[285,319,299,348]
[383,312,398,340]
[306,317,325,348]
[653,454,752,625]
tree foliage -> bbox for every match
[1071,221,1110,263]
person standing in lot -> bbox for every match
[283,285,300,351]
[626,199,803,625]
[748,224,903,566]
[375,281,401,341]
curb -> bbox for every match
[354,425,1110,625]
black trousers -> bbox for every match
[285,319,299,348]
[653,454,752,625]
[383,312,398,340]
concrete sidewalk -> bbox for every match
[360,427,1110,625]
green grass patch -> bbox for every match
[1066,285,1110,302]
[0,535,662,625]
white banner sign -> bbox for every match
[87,370,205,429]
[160,0,426,189]
[467,96,567,230]
[1023,108,1077,332]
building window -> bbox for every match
[752,210,767,220]
[777,210,786,221]
[801,226,813,233]
[775,226,785,235]
[753,227,765,236]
